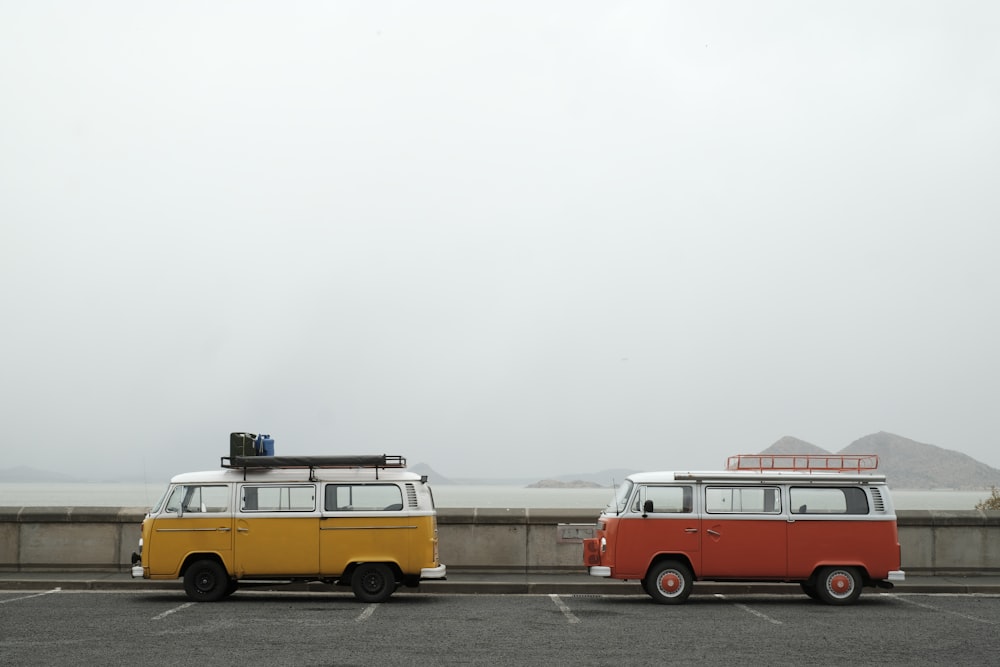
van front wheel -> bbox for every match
[645,560,693,604]
[351,563,396,603]
[815,566,862,605]
[183,559,229,602]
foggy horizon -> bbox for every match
[3,3,999,482]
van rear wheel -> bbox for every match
[644,560,693,604]
[351,563,396,603]
[815,566,862,605]
[183,559,229,602]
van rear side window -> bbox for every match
[790,486,869,514]
[325,484,404,511]
[706,486,781,514]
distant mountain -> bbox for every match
[553,468,637,486]
[758,432,1000,490]
[407,462,456,485]
[527,479,604,489]
[843,432,1000,490]
[761,436,831,455]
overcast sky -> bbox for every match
[2,1,999,482]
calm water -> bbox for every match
[0,482,992,511]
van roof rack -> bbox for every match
[726,453,879,472]
[220,454,407,480]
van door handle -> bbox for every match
[237,527,249,533]
[706,529,721,537]
[684,528,698,533]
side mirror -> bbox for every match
[643,499,653,516]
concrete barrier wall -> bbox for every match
[1,507,998,575]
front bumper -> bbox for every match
[130,552,144,578]
[589,566,612,577]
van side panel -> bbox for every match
[319,514,437,575]
[234,517,320,576]
[786,518,900,579]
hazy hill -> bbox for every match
[761,436,830,455]
[759,432,1000,490]
[553,468,638,487]
[843,432,1000,489]
[407,462,456,485]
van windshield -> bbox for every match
[608,480,634,514]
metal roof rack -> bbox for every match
[726,453,879,472]
[220,454,407,480]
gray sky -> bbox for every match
[2,1,999,482]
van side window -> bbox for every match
[165,485,230,514]
[325,484,404,511]
[241,485,316,512]
[632,485,693,513]
[790,487,869,514]
[705,486,781,514]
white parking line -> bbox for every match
[713,594,783,624]
[0,587,61,604]
[549,594,581,624]
[355,604,377,622]
[887,594,998,625]
[152,602,194,620]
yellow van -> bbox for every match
[131,454,445,602]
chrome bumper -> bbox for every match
[421,564,447,579]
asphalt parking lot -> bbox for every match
[2,584,1000,665]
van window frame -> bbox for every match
[790,486,870,515]
[704,485,782,514]
[239,484,317,512]
[324,483,405,512]
[632,485,694,514]
[164,484,231,515]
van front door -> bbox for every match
[615,485,700,579]
[148,484,233,577]
[700,485,786,578]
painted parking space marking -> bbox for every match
[355,604,377,622]
[714,594,783,624]
[888,594,998,625]
[0,588,61,604]
[152,602,194,620]
[549,594,581,624]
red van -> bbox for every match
[582,455,905,604]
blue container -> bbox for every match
[255,433,275,456]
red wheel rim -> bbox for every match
[827,571,854,597]
[659,572,681,594]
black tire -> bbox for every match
[815,566,863,605]
[800,581,819,600]
[351,563,396,603]
[183,559,230,602]
[644,560,693,604]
